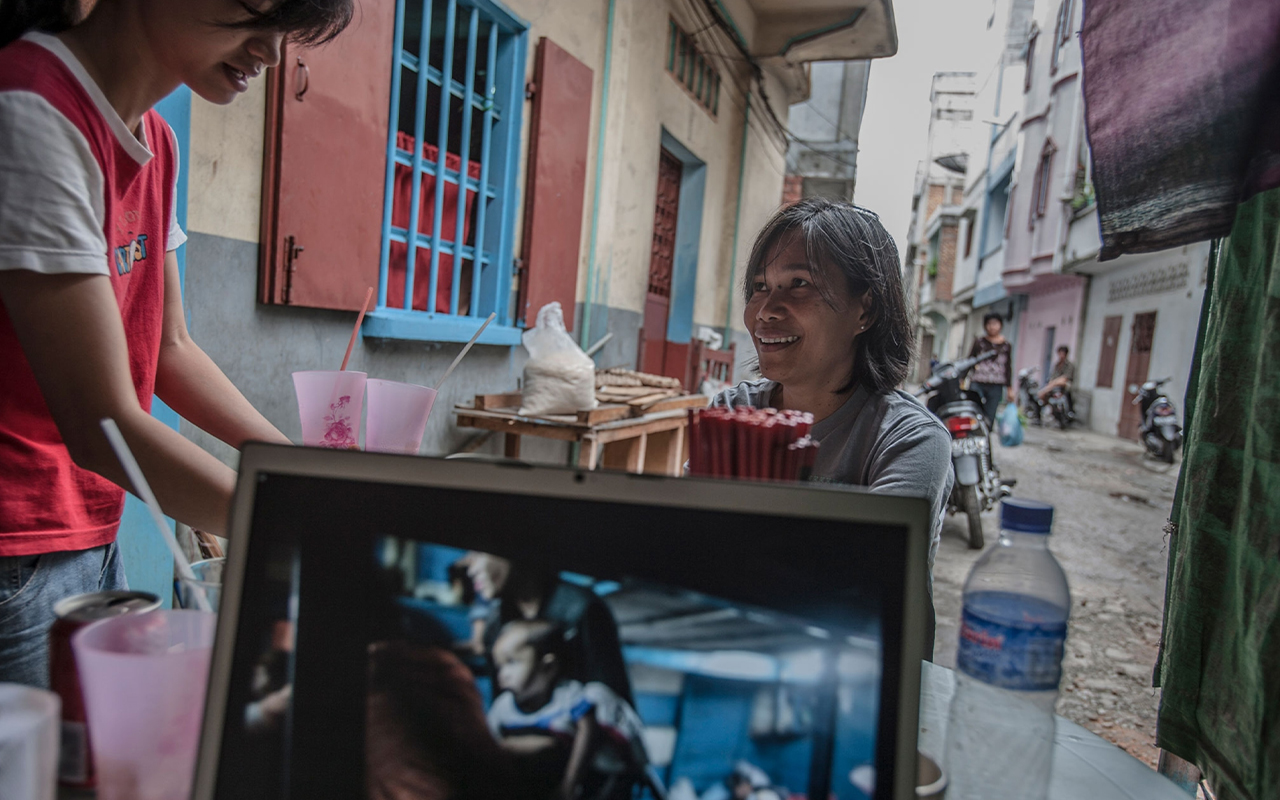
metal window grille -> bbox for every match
[376,0,528,340]
[666,17,719,117]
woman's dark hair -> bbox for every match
[226,0,354,47]
[983,312,1004,329]
[1,0,353,50]
[0,0,80,48]
[743,197,913,395]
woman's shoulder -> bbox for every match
[710,379,776,409]
[875,390,949,442]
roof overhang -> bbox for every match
[744,0,897,103]
[749,0,898,61]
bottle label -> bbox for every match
[956,604,1067,691]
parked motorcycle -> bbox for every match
[1018,366,1073,429]
[1133,377,1182,463]
[1018,367,1044,425]
[916,351,1010,549]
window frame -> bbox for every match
[1051,0,1073,74]
[1024,29,1037,93]
[666,16,720,118]
[365,0,530,345]
[1029,138,1057,227]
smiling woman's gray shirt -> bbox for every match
[710,379,954,583]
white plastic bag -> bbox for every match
[519,302,597,416]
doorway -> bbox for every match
[1119,312,1157,440]
[1041,326,1057,384]
[639,148,682,375]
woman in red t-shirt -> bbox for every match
[0,0,351,688]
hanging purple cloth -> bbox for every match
[1080,0,1280,260]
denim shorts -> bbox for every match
[0,543,127,689]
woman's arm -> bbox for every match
[558,713,598,800]
[154,251,290,448]
[0,268,238,534]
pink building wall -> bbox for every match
[1013,276,1087,381]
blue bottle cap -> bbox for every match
[1001,498,1054,534]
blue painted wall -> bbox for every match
[114,86,191,607]
[659,129,705,345]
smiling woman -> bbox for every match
[710,199,952,650]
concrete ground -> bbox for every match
[930,421,1180,770]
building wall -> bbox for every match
[1012,276,1086,378]
[1076,243,1210,437]
[180,0,784,467]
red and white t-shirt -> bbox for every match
[0,32,187,557]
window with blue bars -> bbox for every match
[368,0,528,345]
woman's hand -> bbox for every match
[154,252,290,448]
[1007,386,1017,403]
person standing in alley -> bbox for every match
[967,314,1015,424]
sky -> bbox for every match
[853,0,992,259]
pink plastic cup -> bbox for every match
[293,370,367,449]
[72,610,215,800]
[364,379,438,454]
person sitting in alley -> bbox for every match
[1038,345,1077,414]
[708,198,951,651]
[486,619,654,800]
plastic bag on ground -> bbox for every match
[999,401,1024,447]
[519,302,598,417]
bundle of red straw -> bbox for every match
[688,407,819,481]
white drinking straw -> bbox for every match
[100,418,212,612]
[434,312,497,392]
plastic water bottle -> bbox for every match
[944,499,1070,800]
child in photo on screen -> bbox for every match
[486,619,657,800]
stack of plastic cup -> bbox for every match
[293,370,366,449]
[364,379,438,454]
[72,610,216,800]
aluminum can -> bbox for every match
[49,590,161,788]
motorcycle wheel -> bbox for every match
[1054,406,1069,430]
[1159,437,1175,464]
[961,485,984,549]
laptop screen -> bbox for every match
[201,453,924,800]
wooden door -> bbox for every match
[1095,315,1123,388]
[1119,312,1157,440]
[639,149,681,374]
[1041,326,1057,385]
[919,333,934,381]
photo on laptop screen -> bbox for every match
[203,463,920,800]
[363,539,883,800]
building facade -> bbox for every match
[168,0,897,470]
[1001,0,1089,385]
[904,71,975,377]
[782,60,871,204]
[998,0,1210,436]
[948,0,1035,366]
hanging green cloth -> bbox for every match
[1156,186,1280,799]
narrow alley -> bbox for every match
[931,423,1179,768]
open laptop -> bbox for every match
[193,444,930,800]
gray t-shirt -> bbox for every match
[710,380,954,579]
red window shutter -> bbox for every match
[517,37,593,330]
[259,0,393,310]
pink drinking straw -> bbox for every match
[340,287,374,371]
